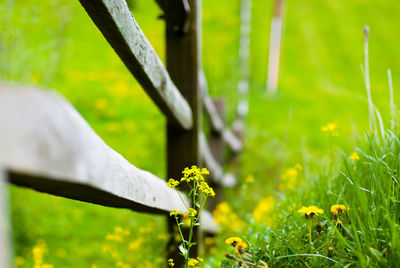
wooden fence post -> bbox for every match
[208,99,225,210]
[0,168,11,268]
[164,0,202,265]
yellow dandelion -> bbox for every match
[245,174,255,183]
[235,241,248,252]
[350,152,360,161]
[298,205,324,218]
[252,197,275,225]
[197,257,204,262]
[321,123,339,136]
[129,238,143,251]
[188,258,198,266]
[225,237,242,245]
[321,123,337,132]
[330,204,347,216]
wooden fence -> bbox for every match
[0,0,251,266]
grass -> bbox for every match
[219,130,400,267]
[1,0,400,267]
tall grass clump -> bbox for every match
[219,128,400,267]
[337,132,400,266]
[219,27,399,267]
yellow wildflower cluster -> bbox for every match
[170,209,181,217]
[170,208,197,219]
[187,257,203,267]
[187,208,198,217]
[106,226,130,242]
[350,152,360,161]
[128,238,143,251]
[32,239,53,268]
[167,178,180,189]
[321,123,339,136]
[278,164,304,191]
[330,204,347,216]
[213,202,244,232]
[116,260,131,268]
[102,224,167,267]
[167,166,214,196]
[197,181,215,197]
[252,197,275,226]
[297,205,324,218]
[168,258,175,267]
[182,166,209,182]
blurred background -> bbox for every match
[1,0,400,266]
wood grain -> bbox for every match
[79,0,193,129]
[0,83,189,214]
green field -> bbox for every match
[1,0,400,267]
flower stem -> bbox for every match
[309,219,313,244]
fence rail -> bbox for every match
[79,0,193,130]
[0,84,190,214]
[0,0,250,266]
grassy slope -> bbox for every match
[1,0,400,266]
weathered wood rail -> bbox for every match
[0,0,249,266]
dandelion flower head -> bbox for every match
[330,204,347,216]
[297,205,324,218]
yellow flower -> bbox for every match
[198,181,215,197]
[167,179,180,189]
[321,123,339,136]
[15,256,25,266]
[297,205,324,218]
[169,209,181,217]
[252,197,275,225]
[182,214,192,227]
[278,164,304,191]
[197,257,204,262]
[225,237,242,245]
[201,168,209,175]
[186,208,197,217]
[213,202,244,232]
[129,238,143,251]
[188,258,198,266]
[182,165,209,182]
[235,241,248,252]
[245,174,255,183]
[330,204,347,216]
[168,258,175,267]
[205,237,216,246]
[350,152,360,161]
[94,98,108,111]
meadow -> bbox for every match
[1,0,400,267]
